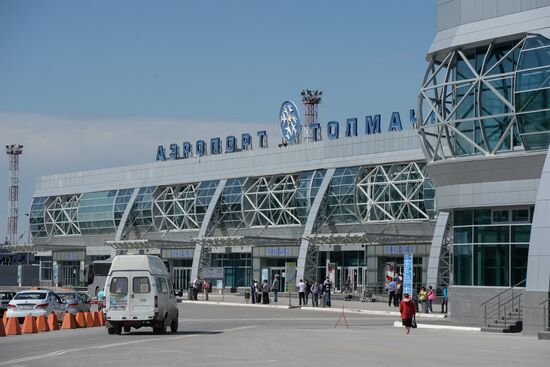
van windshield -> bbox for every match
[110,277,128,294]
[133,277,151,293]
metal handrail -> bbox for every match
[540,297,549,331]
[480,279,526,307]
[482,279,526,328]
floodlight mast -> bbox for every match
[5,144,23,246]
[301,90,322,143]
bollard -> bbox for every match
[75,312,87,328]
[92,312,102,327]
[288,292,291,307]
[48,312,60,330]
[36,315,50,332]
[2,312,7,327]
[61,312,77,329]
[22,315,38,334]
[5,317,21,335]
[98,311,106,326]
[85,312,94,327]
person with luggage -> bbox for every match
[399,293,416,334]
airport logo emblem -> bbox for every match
[279,101,301,142]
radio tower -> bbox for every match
[5,145,23,245]
[301,89,322,143]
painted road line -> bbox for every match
[392,321,481,332]
[0,325,257,366]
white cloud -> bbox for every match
[0,111,279,242]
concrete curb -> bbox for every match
[392,321,480,332]
[181,300,447,319]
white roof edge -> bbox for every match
[427,6,550,57]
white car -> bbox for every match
[6,289,66,323]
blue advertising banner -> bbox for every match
[404,254,413,296]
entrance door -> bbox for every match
[60,263,80,287]
[269,268,285,292]
[340,266,365,293]
[173,267,191,290]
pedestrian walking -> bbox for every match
[323,277,332,307]
[418,287,428,313]
[399,293,416,334]
[311,281,320,307]
[427,285,435,313]
[296,279,306,306]
[271,274,280,303]
[262,279,270,304]
[97,288,105,311]
[441,287,448,313]
[251,279,258,304]
[396,279,403,305]
[388,278,397,307]
[192,277,201,300]
[305,280,311,306]
[204,279,210,301]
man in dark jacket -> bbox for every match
[271,274,280,302]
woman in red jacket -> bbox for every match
[399,293,416,334]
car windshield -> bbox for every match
[57,293,77,301]
[0,292,14,300]
[14,292,47,300]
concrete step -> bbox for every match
[538,331,550,340]
[481,326,522,333]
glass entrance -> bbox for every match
[173,267,191,290]
[60,262,80,287]
[337,266,365,293]
[269,267,286,291]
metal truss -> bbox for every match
[243,174,302,227]
[153,184,200,231]
[418,37,526,161]
[356,162,432,222]
[438,214,453,288]
[44,195,81,236]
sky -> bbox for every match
[0,0,436,243]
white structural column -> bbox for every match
[191,179,227,281]
[114,188,140,241]
[296,168,335,282]
[426,211,450,288]
[526,147,550,292]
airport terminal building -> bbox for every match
[16,0,550,335]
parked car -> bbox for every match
[6,289,66,323]
[0,291,16,317]
[56,290,91,314]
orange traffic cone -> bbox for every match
[85,312,94,327]
[48,312,60,331]
[92,312,102,327]
[75,312,87,328]
[22,315,38,334]
[36,315,50,332]
[61,312,77,329]
[5,317,21,335]
[98,311,106,326]
[0,318,5,336]
[2,312,7,326]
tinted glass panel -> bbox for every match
[475,226,510,243]
[453,245,472,286]
[511,225,531,243]
[110,277,128,294]
[474,245,509,286]
[133,277,151,293]
[454,209,473,226]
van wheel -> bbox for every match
[123,325,131,333]
[154,316,167,334]
[170,314,178,333]
[112,322,122,335]
[107,327,115,335]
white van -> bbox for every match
[104,255,179,335]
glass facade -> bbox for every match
[325,167,360,224]
[453,207,532,286]
[418,34,550,161]
[30,196,48,238]
[210,253,251,287]
[132,186,156,232]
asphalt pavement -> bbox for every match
[0,303,548,367]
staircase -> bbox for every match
[480,280,525,334]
